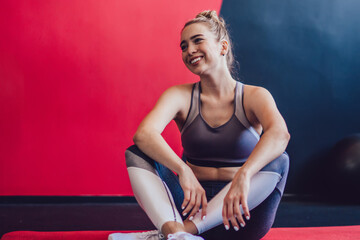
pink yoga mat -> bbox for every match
[2,226,360,240]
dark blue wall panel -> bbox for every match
[220,0,360,194]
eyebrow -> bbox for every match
[180,34,204,47]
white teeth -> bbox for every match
[190,57,202,64]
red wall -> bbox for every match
[0,0,222,196]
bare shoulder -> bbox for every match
[243,84,276,110]
[242,84,278,128]
[243,84,272,99]
[159,82,192,105]
[164,82,194,97]
[168,82,194,118]
[137,82,195,134]
[155,82,194,121]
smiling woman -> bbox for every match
[180,11,235,76]
[109,10,290,240]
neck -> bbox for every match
[199,68,236,98]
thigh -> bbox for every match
[199,188,282,240]
[126,145,186,217]
[153,161,185,216]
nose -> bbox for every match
[187,42,197,55]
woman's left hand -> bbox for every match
[222,170,251,231]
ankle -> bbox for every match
[161,221,185,238]
[183,220,199,235]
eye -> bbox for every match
[180,44,187,52]
[194,38,203,44]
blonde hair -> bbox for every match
[183,10,235,75]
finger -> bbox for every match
[201,192,207,220]
[183,190,195,217]
[188,193,201,220]
[241,195,250,221]
[228,199,240,231]
[222,203,230,230]
[181,189,191,211]
[234,201,245,228]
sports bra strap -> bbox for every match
[235,83,260,140]
[180,82,199,134]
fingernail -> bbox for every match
[225,225,230,230]
[182,206,185,210]
[240,223,245,227]
[189,216,194,221]
[182,212,187,216]
[246,216,250,220]
[234,226,239,231]
[202,215,206,220]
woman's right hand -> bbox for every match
[178,165,207,221]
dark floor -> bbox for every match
[273,200,360,227]
[1,196,360,238]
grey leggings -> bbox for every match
[126,145,289,240]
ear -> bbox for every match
[220,39,229,56]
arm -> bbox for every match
[133,85,188,174]
[133,84,208,219]
[222,85,290,230]
[240,86,290,178]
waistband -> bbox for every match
[186,157,246,168]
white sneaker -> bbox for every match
[108,230,165,240]
[167,232,204,240]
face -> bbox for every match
[180,23,225,75]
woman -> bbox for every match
[110,10,290,240]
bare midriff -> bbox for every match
[186,161,240,182]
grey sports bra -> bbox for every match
[180,81,261,167]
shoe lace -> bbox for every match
[167,232,186,240]
[167,232,204,240]
[167,234,177,240]
[138,230,164,240]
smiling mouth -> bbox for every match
[190,56,202,65]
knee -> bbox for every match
[276,153,290,177]
[125,145,139,167]
[125,144,156,169]
[260,152,290,177]
[255,225,273,240]
[125,144,140,155]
